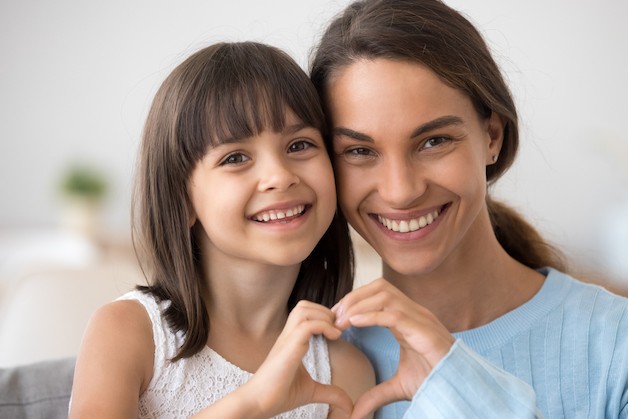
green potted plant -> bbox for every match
[58,164,109,238]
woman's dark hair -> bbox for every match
[310,0,565,271]
[133,41,354,361]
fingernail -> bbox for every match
[333,305,345,325]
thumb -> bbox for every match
[350,380,401,419]
[311,383,354,417]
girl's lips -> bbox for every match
[371,203,450,233]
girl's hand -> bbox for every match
[201,300,353,418]
[332,279,455,419]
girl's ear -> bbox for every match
[188,204,197,228]
[185,190,197,228]
[486,112,504,165]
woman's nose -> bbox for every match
[377,158,426,208]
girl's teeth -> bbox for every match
[378,209,441,233]
[255,205,305,222]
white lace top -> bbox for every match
[118,290,331,418]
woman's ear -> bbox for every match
[486,112,505,165]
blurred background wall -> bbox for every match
[1,0,627,305]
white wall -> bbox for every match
[1,0,627,284]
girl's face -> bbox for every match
[326,59,503,276]
[188,110,336,270]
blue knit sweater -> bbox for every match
[345,268,628,418]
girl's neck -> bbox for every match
[202,260,300,373]
[203,262,299,336]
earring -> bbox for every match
[492,155,498,163]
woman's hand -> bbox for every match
[332,278,455,418]
[198,300,353,418]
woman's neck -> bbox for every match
[383,219,544,332]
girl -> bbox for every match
[310,0,628,418]
[69,41,374,418]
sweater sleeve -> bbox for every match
[404,340,544,419]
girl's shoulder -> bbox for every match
[327,337,375,411]
[82,295,155,380]
[69,294,155,417]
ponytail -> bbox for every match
[488,197,567,272]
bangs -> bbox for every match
[182,42,325,157]
[205,78,295,144]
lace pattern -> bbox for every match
[118,290,331,418]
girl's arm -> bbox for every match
[69,300,154,419]
[191,300,354,419]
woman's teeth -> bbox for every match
[254,205,306,222]
[377,209,440,233]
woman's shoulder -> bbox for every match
[546,268,628,308]
[545,268,628,339]
[327,337,375,407]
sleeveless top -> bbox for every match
[118,290,331,418]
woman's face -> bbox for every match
[326,59,503,276]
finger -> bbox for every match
[348,311,453,364]
[350,380,401,419]
[333,278,392,311]
[334,282,406,329]
[286,301,336,329]
[273,319,342,357]
[311,383,353,417]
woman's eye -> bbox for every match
[422,136,449,149]
[288,140,314,153]
[220,152,249,165]
[346,147,375,157]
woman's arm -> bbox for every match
[69,300,154,418]
[334,279,543,418]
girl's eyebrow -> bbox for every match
[332,115,464,142]
[284,122,311,134]
[220,122,312,145]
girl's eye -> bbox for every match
[422,136,450,149]
[288,140,314,153]
[220,152,249,166]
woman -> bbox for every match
[310,0,628,418]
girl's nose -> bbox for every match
[377,158,426,208]
[257,158,300,192]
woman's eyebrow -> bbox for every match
[410,115,464,138]
[332,127,373,142]
[333,115,464,143]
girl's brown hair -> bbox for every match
[310,0,565,272]
[133,41,354,361]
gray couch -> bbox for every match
[0,358,75,419]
